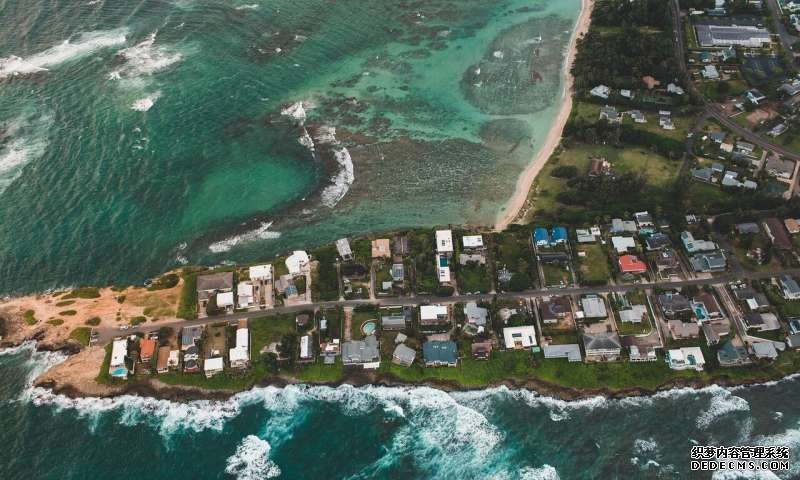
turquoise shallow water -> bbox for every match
[1,344,799,479]
[0,0,579,294]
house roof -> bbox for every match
[196,271,234,292]
[533,228,550,244]
[694,292,722,316]
[462,235,484,249]
[718,341,748,365]
[464,301,488,326]
[752,342,778,359]
[551,226,568,241]
[503,326,537,349]
[435,230,454,253]
[619,255,647,273]
[336,238,352,257]
[611,236,636,253]
[785,219,800,234]
[541,296,570,320]
[140,338,156,359]
[371,238,391,258]
[736,222,760,235]
[619,305,648,323]
[286,250,310,275]
[543,344,582,361]
[204,357,224,372]
[645,233,670,250]
[668,320,700,338]
[423,341,457,363]
[248,264,272,280]
[581,295,608,318]
[583,332,621,352]
[342,336,380,364]
[393,344,416,363]
[156,346,171,370]
[764,218,792,250]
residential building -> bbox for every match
[435,230,454,254]
[286,250,310,275]
[156,346,171,374]
[139,338,156,364]
[610,218,637,234]
[392,343,416,367]
[618,255,647,274]
[583,332,622,361]
[667,347,705,371]
[681,231,716,253]
[503,326,537,349]
[781,275,800,300]
[342,335,380,368]
[463,301,489,333]
[540,296,571,324]
[423,341,458,367]
[471,341,493,360]
[655,249,680,275]
[551,226,568,245]
[694,292,724,320]
[692,167,713,183]
[658,292,692,319]
[702,65,720,80]
[690,252,727,273]
[619,304,648,323]
[746,89,767,105]
[736,222,760,235]
[109,338,128,379]
[543,344,582,362]
[695,24,770,47]
[763,218,793,251]
[181,325,203,350]
[629,345,657,362]
[600,105,620,123]
[249,264,272,281]
[590,84,610,99]
[237,281,254,309]
[785,219,800,235]
[752,342,778,360]
[668,320,700,339]
[203,357,224,378]
[611,236,636,254]
[581,295,608,318]
[667,83,684,95]
[533,227,551,247]
[196,271,234,312]
[420,305,449,327]
[298,336,312,361]
[645,233,670,251]
[718,341,751,367]
[216,291,234,311]
[462,235,484,250]
[381,313,407,331]
[765,155,794,180]
[630,110,646,123]
[371,238,391,259]
[576,228,596,243]
[336,238,353,261]
[391,263,405,282]
[229,319,250,369]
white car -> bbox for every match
[119,325,130,331]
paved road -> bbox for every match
[97,267,800,344]
[766,0,799,51]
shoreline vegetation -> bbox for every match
[10,0,800,404]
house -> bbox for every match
[770,123,789,137]
[588,157,612,177]
[658,292,692,319]
[695,23,770,46]
[551,226,568,245]
[285,250,310,275]
[342,335,380,368]
[659,112,675,130]
[590,84,610,99]
[763,218,793,251]
[437,255,451,284]
[599,105,620,123]
[620,89,633,99]
[216,291,234,311]
[196,271,234,312]
[463,301,489,333]
[471,341,493,360]
[788,334,800,349]
[630,110,646,123]
[181,325,203,350]
[618,255,647,274]
[533,227,551,247]
[423,341,458,367]
[371,238,391,259]
[543,344,582,362]
[299,335,313,361]
[540,296,570,324]
[391,263,404,282]
[109,338,128,379]
[420,305,450,327]
[785,219,800,235]
[709,131,726,144]
[183,344,200,373]
[655,249,680,274]
[435,230,454,254]
[611,236,636,254]
[667,83,684,95]
[503,326,537,349]
[752,342,779,360]
[393,235,409,258]
[462,235,484,250]
[780,275,800,300]
[392,343,416,367]
[694,292,724,320]
[336,238,353,261]
[779,81,800,97]
[538,251,570,264]
[382,310,407,331]
[691,167,713,183]
[634,211,653,228]
[619,304,648,323]
[764,155,794,180]
[576,228,596,243]
[204,357,224,378]
[139,338,156,364]
[581,295,608,318]
[746,89,766,105]
[229,319,250,369]
[736,222,760,235]
[629,345,657,362]
[733,286,770,311]
[702,64,720,80]
[249,264,272,281]
[645,233,670,251]
[711,162,725,174]
[168,350,179,369]
[237,281,254,309]
[668,320,700,340]
[582,332,622,361]
[690,252,727,272]
[156,346,171,374]
[610,218,637,234]
[718,341,750,367]
[666,347,705,371]
[681,231,716,253]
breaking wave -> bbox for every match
[320,147,354,208]
[131,91,162,111]
[108,31,182,81]
[0,28,127,79]
[225,435,281,479]
[208,221,281,253]
[0,112,53,194]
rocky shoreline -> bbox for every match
[23,339,794,404]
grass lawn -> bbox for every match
[684,181,736,213]
[541,263,570,287]
[576,243,610,285]
[69,327,91,347]
[491,227,536,290]
[616,316,652,336]
[541,331,580,345]
[294,360,344,382]
[351,309,378,341]
[456,261,492,293]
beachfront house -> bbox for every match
[196,271,234,315]
[341,336,380,369]
[392,344,416,367]
[666,347,705,371]
[229,319,250,370]
[109,338,129,379]
[420,305,450,329]
[336,238,353,261]
[582,332,622,361]
[502,326,537,350]
[204,357,224,378]
[423,341,458,367]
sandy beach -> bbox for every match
[494,0,594,230]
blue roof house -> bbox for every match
[533,228,551,247]
[551,226,568,245]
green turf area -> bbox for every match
[616,315,652,336]
[491,227,536,291]
[456,261,491,294]
[62,287,100,300]
[576,243,611,285]
[294,361,344,382]
[351,308,379,341]
[69,327,91,347]
[541,263,570,287]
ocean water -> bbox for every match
[1,344,799,480]
[0,0,578,294]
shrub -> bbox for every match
[69,327,91,347]
[551,165,578,179]
[59,310,77,316]
[130,316,146,326]
[148,273,180,291]
[55,300,75,307]
[436,286,455,297]
[177,271,199,320]
[23,310,37,325]
[116,295,126,304]
[47,319,64,326]
[508,273,530,292]
[295,276,307,295]
[85,317,101,326]
[62,287,101,299]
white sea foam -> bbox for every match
[517,465,561,480]
[108,31,182,81]
[711,470,781,480]
[225,435,281,479]
[633,437,658,454]
[0,28,127,79]
[131,91,161,111]
[235,3,260,10]
[0,112,53,194]
[280,101,307,123]
[320,147,354,208]
[696,388,750,429]
[208,221,280,253]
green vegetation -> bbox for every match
[576,244,610,285]
[456,261,491,294]
[62,287,101,300]
[541,263,570,287]
[55,300,75,307]
[130,316,146,326]
[46,319,64,326]
[409,230,438,294]
[59,310,77,316]
[311,245,340,301]
[23,310,37,325]
[69,327,92,347]
[148,273,180,291]
[492,226,536,291]
[177,270,199,320]
[85,317,101,326]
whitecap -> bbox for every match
[280,101,307,123]
[208,221,281,253]
[696,388,750,429]
[633,437,658,455]
[518,465,561,480]
[319,147,354,208]
[225,435,281,479]
[108,31,182,81]
[0,112,53,194]
[0,28,127,79]
[131,91,162,111]
[235,3,260,10]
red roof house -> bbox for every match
[619,255,647,274]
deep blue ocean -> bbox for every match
[1,344,798,479]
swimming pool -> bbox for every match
[362,321,377,335]
[110,367,127,377]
